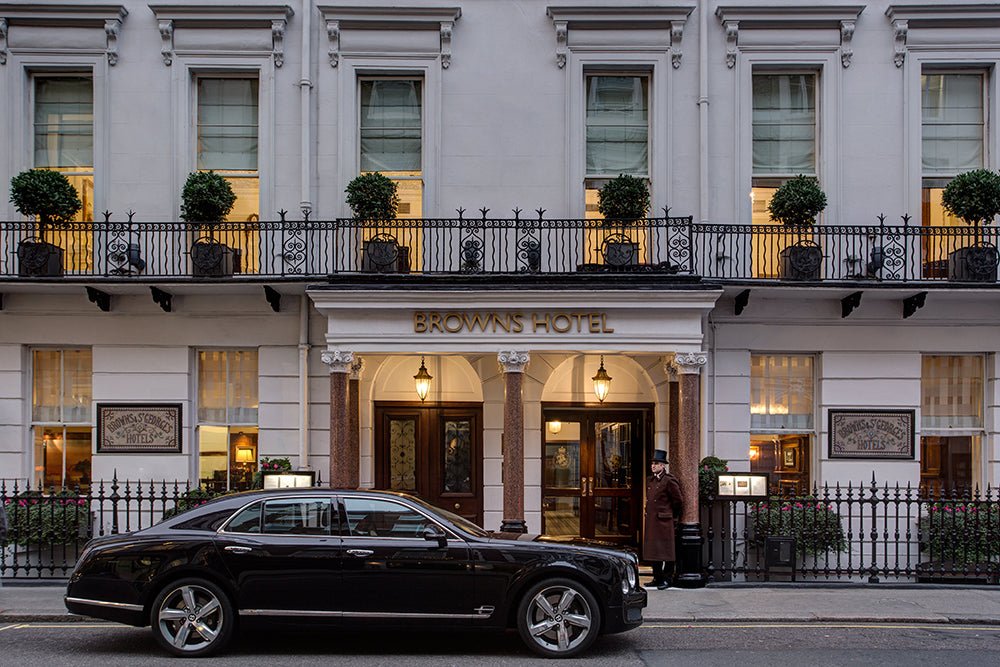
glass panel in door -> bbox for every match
[388,417,417,492]
[593,421,635,540]
[543,420,582,536]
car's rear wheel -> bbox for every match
[516,577,602,658]
[150,578,234,657]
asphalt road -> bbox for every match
[3,622,1000,666]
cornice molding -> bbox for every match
[149,4,293,67]
[318,5,461,69]
[0,3,128,66]
[885,4,1000,67]
[546,5,695,68]
[715,5,865,69]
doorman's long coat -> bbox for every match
[642,473,684,561]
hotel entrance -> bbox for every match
[541,407,650,547]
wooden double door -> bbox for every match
[541,407,649,547]
[374,403,483,526]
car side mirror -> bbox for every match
[422,525,447,548]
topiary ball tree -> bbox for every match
[180,171,236,224]
[9,168,82,232]
[767,175,828,226]
[941,168,1000,229]
[346,172,400,220]
[597,174,650,223]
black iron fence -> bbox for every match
[704,478,1000,583]
[4,214,999,283]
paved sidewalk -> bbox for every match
[3,582,1000,624]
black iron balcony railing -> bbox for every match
[2,214,998,283]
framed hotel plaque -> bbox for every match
[97,403,183,453]
[828,409,914,460]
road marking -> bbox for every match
[2,623,117,630]
[643,623,1000,631]
[0,624,26,633]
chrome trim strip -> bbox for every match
[65,597,143,612]
[239,609,489,619]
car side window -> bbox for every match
[225,502,262,533]
[262,498,333,536]
[342,498,434,538]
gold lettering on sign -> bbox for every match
[413,311,612,334]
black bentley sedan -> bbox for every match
[65,489,646,658]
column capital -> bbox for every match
[664,361,678,382]
[349,357,365,381]
[322,349,355,373]
[498,350,530,374]
[674,352,707,375]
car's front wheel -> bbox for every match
[516,577,602,658]
[150,578,234,657]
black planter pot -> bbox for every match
[191,241,239,277]
[779,242,822,280]
[17,240,64,277]
[948,244,999,282]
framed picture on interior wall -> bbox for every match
[97,403,183,453]
[828,409,915,459]
[782,444,797,470]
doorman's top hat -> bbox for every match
[651,450,668,464]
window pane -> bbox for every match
[922,73,984,175]
[343,498,431,538]
[199,425,229,492]
[443,420,471,493]
[543,496,580,536]
[751,354,814,430]
[389,418,417,492]
[544,421,581,489]
[34,428,63,489]
[227,502,262,533]
[921,355,983,429]
[750,434,810,494]
[64,427,92,491]
[229,429,258,492]
[33,350,62,422]
[34,77,93,170]
[360,80,422,172]
[228,350,258,424]
[752,73,816,175]
[197,78,259,171]
[263,499,332,535]
[586,76,649,176]
[62,349,92,423]
[198,351,228,423]
[595,422,631,489]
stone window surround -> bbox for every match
[0,3,128,67]
[886,4,1000,68]
[318,5,461,69]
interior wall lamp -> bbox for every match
[547,420,563,435]
[592,355,612,403]
[414,356,433,403]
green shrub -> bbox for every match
[941,169,1000,228]
[252,456,293,489]
[750,498,846,556]
[180,171,236,223]
[919,501,1000,565]
[698,456,729,501]
[597,174,650,222]
[4,491,90,546]
[345,172,400,220]
[767,175,827,226]
[9,169,81,226]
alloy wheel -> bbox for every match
[523,584,594,654]
[157,584,225,652]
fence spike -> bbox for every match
[102,210,113,223]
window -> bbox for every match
[360,78,423,219]
[343,497,434,538]
[197,350,259,492]
[750,354,814,491]
[262,499,333,535]
[31,349,92,490]
[920,355,983,494]
[920,72,987,276]
[225,502,262,533]
[197,77,259,221]
[33,75,94,271]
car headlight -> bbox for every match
[621,560,638,594]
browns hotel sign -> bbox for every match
[414,311,613,334]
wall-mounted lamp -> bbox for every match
[414,356,433,403]
[749,444,760,461]
[547,420,563,435]
[592,355,612,404]
[235,447,255,463]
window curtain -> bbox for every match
[197,78,259,171]
[34,77,93,170]
[922,355,983,429]
[32,349,91,424]
[922,73,984,175]
[750,354,814,430]
[586,76,649,176]
[752,73,816,176]
[198,350,258,425]
[360,80,422,172]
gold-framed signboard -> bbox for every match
[828,409,915,459]
[97,403,183,453]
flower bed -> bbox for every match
[750,499,847,556]
[919,501,1000,565]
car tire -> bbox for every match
[149,577,235,658]
[516,577,602,658]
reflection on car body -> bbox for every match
[65,489,646,658]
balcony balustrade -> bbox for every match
[1,213,998,284]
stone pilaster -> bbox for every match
[498,350,529,533]
[322,349,354,489]
[674,351,707,588]
[347,358,364,489]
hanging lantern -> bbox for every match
[592,355,612,403]
[414,356,433,402]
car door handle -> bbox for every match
[346,549,374,557]
[224,546,252,554]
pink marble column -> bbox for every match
[498,350,530,533]
[665,363,680,470]
[674,351,707,587]
[322,350,354,489]
[347,358,364,489]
